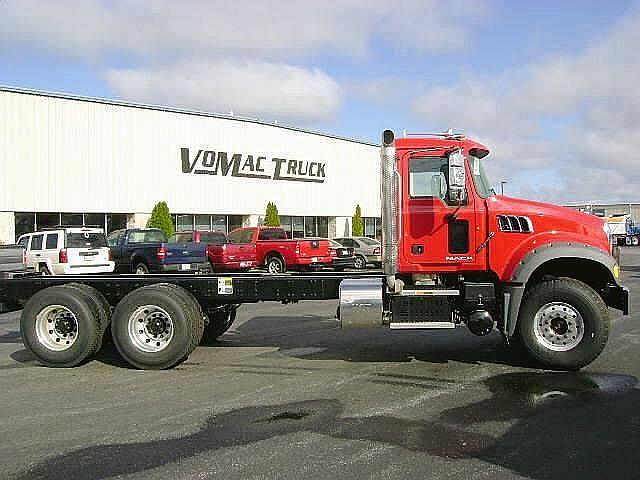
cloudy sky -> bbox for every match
[1,0,637,203]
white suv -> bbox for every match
[17,227,115,275]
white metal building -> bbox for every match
[0,86,381,244]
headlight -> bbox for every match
[603,222,611,236]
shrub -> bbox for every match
[264,202,281,227]
[147,201,174,239]
[352,204,364,236]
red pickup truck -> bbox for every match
[170,230,257,272]
[227,227,332,273]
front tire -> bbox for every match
[515,277,609,370]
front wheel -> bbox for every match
[515,277,609,370]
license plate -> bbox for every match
[180,264,191,271]
[312,257,318,263]
[240,261,251,268]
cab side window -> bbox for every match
[17,236,29,249]
[409,157,449,201]
[31,234,44,251]
[45,233,59,250]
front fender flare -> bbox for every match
[503,242,620,337]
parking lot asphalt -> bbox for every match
[1,251,639,480]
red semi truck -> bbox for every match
[0,130,628,370]
[228,226,333,273]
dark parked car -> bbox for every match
[106,228,209,274]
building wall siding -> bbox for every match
[0,90,380,219]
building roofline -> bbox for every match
[564,202,640,207]
[0,84,379,148]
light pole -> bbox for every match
[500,181,507,195]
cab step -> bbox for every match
[389,321,456,329]
[398,288,460,296]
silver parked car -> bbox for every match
[332,236,381,269]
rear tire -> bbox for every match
[266,256,286,274]
[354,255,366,270]
[39,264,52,276]
[134,262,149,275]
[201,306,237,344]
[65,283,111,352]
[515,277,609,370]
[111,284,202,369]
[20,285,101,367]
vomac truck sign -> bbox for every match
[181,148,326,183]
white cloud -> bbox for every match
[0,0,488,60]
[411,7,640,203]
[106,59,342,123]
[0,0,487,123]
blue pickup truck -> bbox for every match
[106,228,209,274]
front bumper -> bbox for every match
[604,284,630,315]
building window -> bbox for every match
[174,214,245,234]
[107,214,127,233]
[195,214,210,230]
[279,216,329,238]
[292,216,304,238]
[363,217,382,240]
[14,213,35,241]
[176,214,194,231]
[212,215,226,232]
[228,215,243,233]
[37,212,60,229]
[61,213,84,227]
[85,213,106,230]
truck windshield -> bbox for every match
[470,155,495,198]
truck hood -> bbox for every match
[488,195,610,252]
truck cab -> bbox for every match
[340,130,629,370]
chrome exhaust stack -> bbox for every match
[381,130,402,293]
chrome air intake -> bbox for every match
[381,130,400,287]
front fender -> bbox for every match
[502,242,624,337]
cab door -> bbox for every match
[400,150,484,272]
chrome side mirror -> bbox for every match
[448,149,467,204]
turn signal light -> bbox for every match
[157,247,167,260]
[59,249,68,264]
[373,247,381,255]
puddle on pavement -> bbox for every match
[442,371,638,425]
[258,410,313,423]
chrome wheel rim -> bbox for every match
[268,260,282,274]
[533,302,584,351]
[35,305,78,351]
[135,265,148,275]
[355,256,365,269]
[127,305,174,352]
